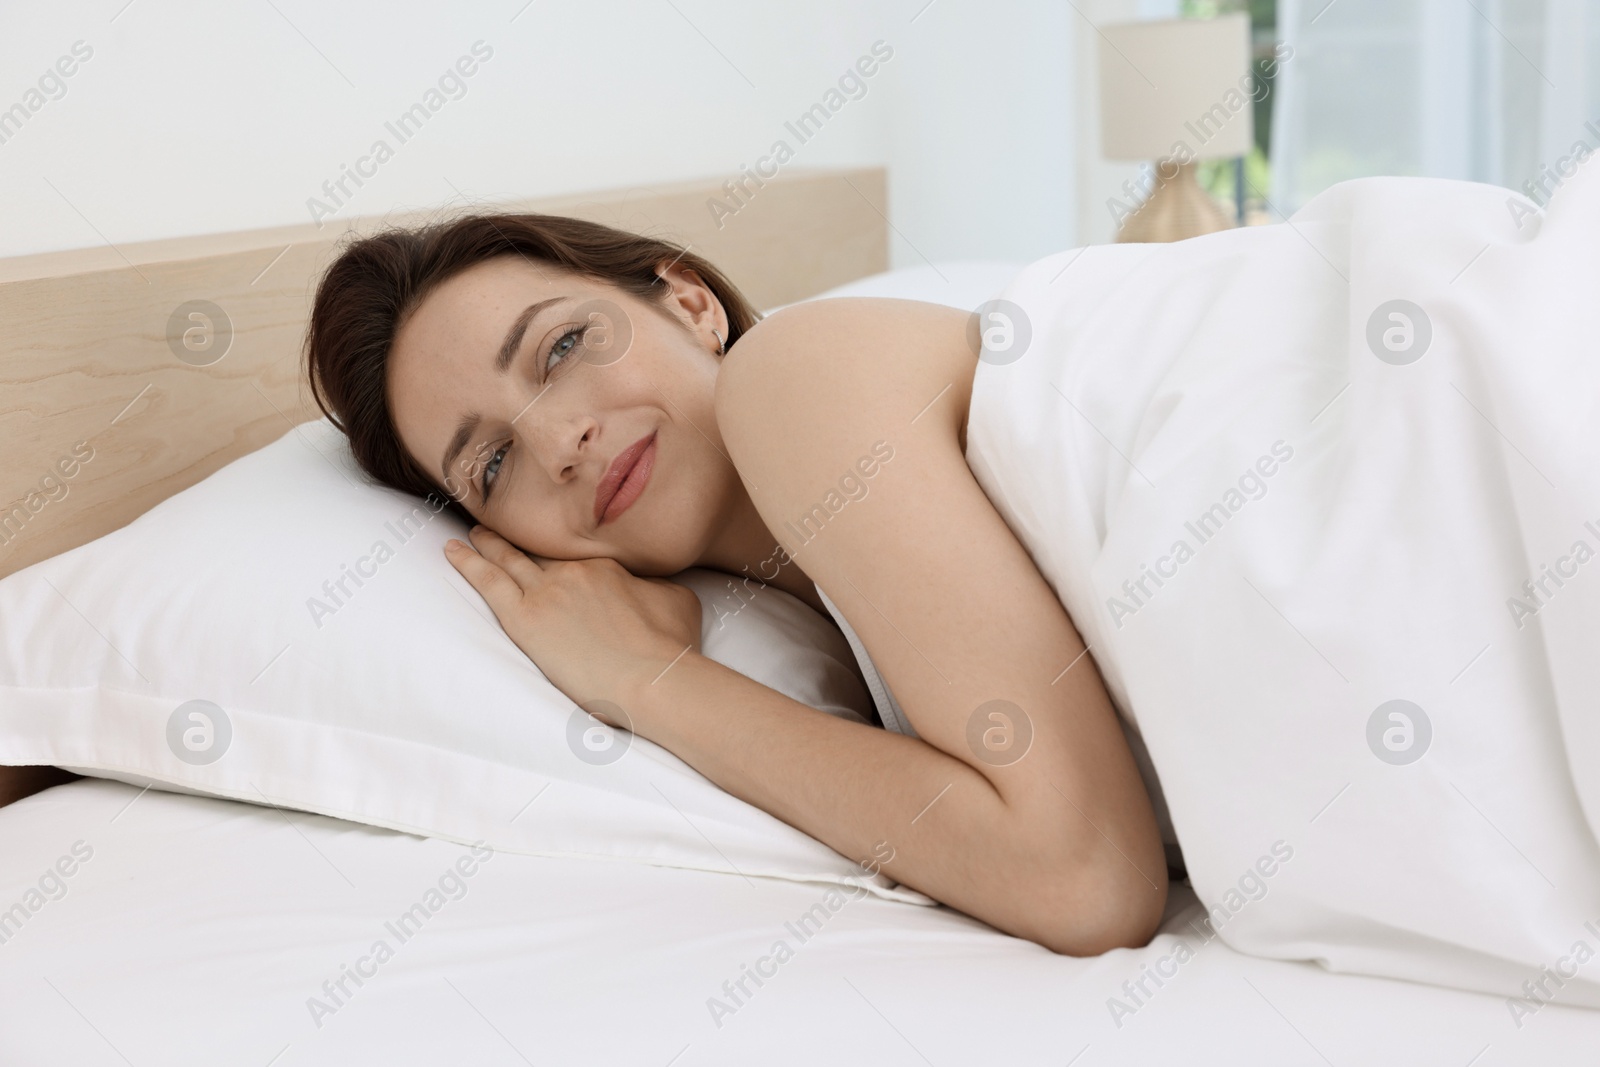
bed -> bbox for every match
[1,168,1595,1064]
[4,778,1593,1065]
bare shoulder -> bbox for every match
[714,297,976,486]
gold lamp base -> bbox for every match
[1116,161,1236,243]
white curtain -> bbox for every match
[1270,0,1600,212]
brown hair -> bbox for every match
[303,213,761,520]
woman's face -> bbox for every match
[388,255,736,575]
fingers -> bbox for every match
[444,532,529,618]
[465,525,544,586]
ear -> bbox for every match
[654,261,728,352]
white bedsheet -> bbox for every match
[1,779,1594,1064]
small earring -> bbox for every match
[712,329,726,356]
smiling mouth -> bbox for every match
[594,432,657,525]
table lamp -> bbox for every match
[1098,13,1253,243]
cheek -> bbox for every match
[494,501,582,561]
[645,432,738,568]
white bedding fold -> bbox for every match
[964,166,1600,1006]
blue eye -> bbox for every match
[546,326,584,375]
[480,445,508,501]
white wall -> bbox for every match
[881,0,1077,265]
[0,0,1082,266]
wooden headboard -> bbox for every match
[0,165,888,581]
[0,165,889,806]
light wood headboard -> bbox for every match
[0,165,888,582]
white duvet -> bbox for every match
[963,163,1600,1009]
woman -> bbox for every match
[305,213,1168,957]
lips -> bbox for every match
[594,432,657,525]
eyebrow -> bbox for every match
[497,296,565,373]
[440,413,482,493]
[438,296,567,488]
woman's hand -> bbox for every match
[444,525,702,711]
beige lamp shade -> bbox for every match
[1099,13,1254,162]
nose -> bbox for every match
[525,404,599,485]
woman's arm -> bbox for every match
[451,522,1161,954]
[712,296,1168,952]
[626,649,1160,955]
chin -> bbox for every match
[620,541,701,578]
[613,511,713,577]
[610,554,686,579]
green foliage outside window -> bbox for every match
[1180,0,1278,213]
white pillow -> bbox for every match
[0,418,925,902]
